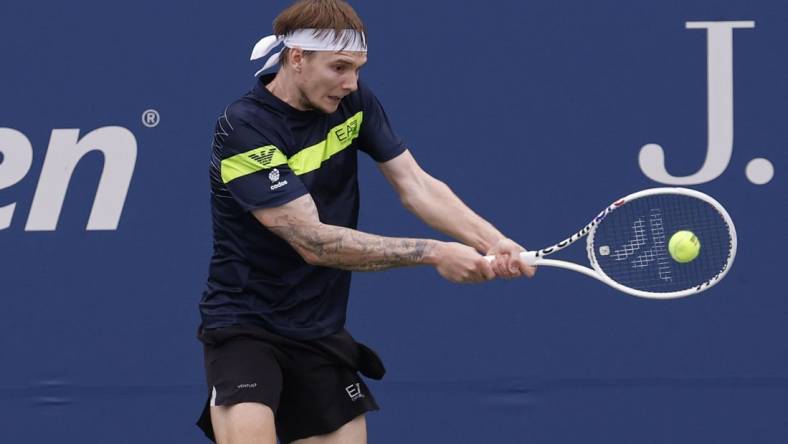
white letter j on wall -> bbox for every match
[639,21,755,185]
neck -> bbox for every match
[266,70,309,111]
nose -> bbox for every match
[342,71,359,93]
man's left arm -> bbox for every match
[378,150,535,279]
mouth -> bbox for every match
[328,95,343,104]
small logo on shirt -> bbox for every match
[345,383,364,402]
[268,168,288,190]
[237,383,257,389]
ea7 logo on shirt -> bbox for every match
[334,117,360,142]
[268,168,288,190]
[345,383,364,402]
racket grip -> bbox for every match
[483,250,539,265]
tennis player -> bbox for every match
[197,1,535,443]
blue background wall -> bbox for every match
[1,0,785,442]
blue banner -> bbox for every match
[1,0,784,442]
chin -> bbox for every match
[304,99,337,114]
[319,103,340,114]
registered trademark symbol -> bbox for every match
[142,109,160,128]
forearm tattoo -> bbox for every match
[267,199,432,271]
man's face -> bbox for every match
[295,50,367,113]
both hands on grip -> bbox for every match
[432,238,536,284]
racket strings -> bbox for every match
[591,194,732,293]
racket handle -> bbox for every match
[483,250,539,265]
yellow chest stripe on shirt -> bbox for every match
[221,111,364,184]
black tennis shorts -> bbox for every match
[196,324,385,443]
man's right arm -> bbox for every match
[253,194,496,283]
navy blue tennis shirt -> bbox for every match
[200,73,405,340]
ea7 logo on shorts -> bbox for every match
[345,383,364,402]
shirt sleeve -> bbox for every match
[216,110,308,211]
[356,82,407,162]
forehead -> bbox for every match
[317,51,368,65]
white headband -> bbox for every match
[250,28,367,76]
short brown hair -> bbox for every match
[273,0,367,65]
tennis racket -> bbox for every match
[486,187,737,299]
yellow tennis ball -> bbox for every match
[668,230,700,263]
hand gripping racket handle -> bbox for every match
[483,250,539,265]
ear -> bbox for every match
[288,48,304,73]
